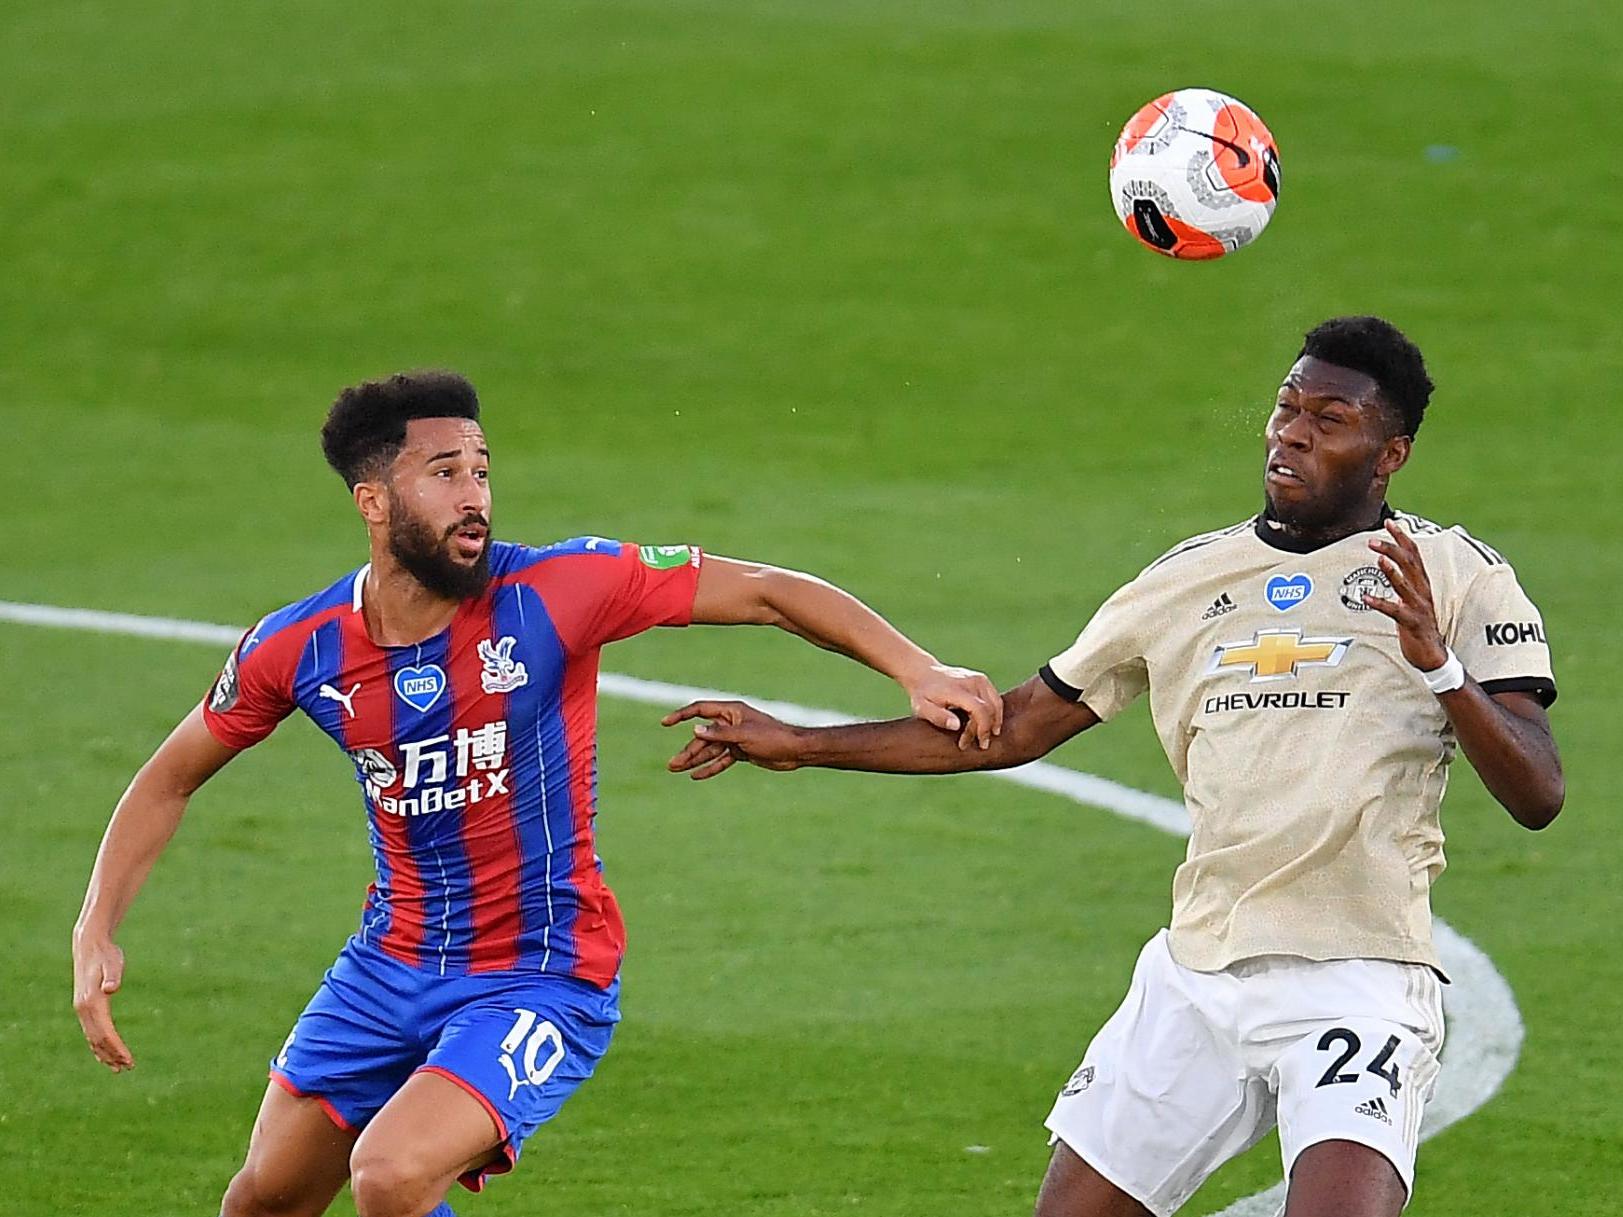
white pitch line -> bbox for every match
[0,600,244,647]
[0,599,1522,1213]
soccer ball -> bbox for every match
[1108,88,1281,260]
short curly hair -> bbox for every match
[320,370,481,488]
[1299,316,1434,438]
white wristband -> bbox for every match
[1421,647,1467,695]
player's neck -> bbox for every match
[1259,499,1393,553]
[360,555,462,647]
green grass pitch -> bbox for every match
[2,1,1620,1213]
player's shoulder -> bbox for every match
[1139,516,1257,578]
[239,568,363,663]
[490,536,628,580]
[1389,509,1513,575]
[493,537,702,582]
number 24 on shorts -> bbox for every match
[498,1009,566,1101]
[1314,1027,1403,1098]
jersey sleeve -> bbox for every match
[1040,577,1152,721]
[542,542,704,651]
[200,626,297,750]
[1449,562,1557,706]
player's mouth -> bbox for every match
[449,523,488,559]
[1266,457,1308,491]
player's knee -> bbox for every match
[220,1164,316,1217]
[349,1147,437,1217]
[219,1170,255,1217]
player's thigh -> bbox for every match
[356,976,619,1196]
[1044,932,1272,1217]
[222,1080,356,1217]
[1035,1141,1156,1217]
[272,940,425,1132]
[349,1068,507,1212]
[1273,1015,1441,1206]
[1282,1139,1407,1217]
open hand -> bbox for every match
[73,935,133,1072]
[1365,520,1448,672]
[662,701,805,780]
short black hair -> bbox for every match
[320,370,481,488]
[1298,316,1434,438]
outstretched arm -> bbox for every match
[72,706,240,1071]
[691,555,1003,748]
[1367,521,1564,829]
[665,673,1100,780]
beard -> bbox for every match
[387,498,492,600]
[1263,454,1385,536]
[1264,484,1354,533]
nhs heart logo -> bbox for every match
[1265,574,1314,612]
[393,664,447,713]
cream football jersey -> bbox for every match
[1042,509,1556,974]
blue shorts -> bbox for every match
[269,937,619,1192]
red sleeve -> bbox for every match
[535,543,703,652]
[200,626,298,751]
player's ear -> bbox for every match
[354,479,389,526]
[1376,433,1412,478]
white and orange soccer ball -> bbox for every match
[1108,88,1281,260]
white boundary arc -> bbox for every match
[0,599,1523,1216]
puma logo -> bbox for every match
[318,683,360,718]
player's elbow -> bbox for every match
[1527,786,1565,831]
[1510,773,1564,830]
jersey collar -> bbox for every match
[1253,504,1396,554]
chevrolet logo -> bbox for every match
[1207,628,1353,683]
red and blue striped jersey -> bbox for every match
[201,538,702,986]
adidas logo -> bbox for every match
[1354,1096,1393,1125]
[1201,593,1237,621]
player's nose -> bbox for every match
[1275,412,1313,449]
[459,478,491,514]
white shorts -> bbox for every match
[1044,931,1444,1217]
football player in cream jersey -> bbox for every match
[661,316,1564,1217]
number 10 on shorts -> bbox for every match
[499,1008,566,1101]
